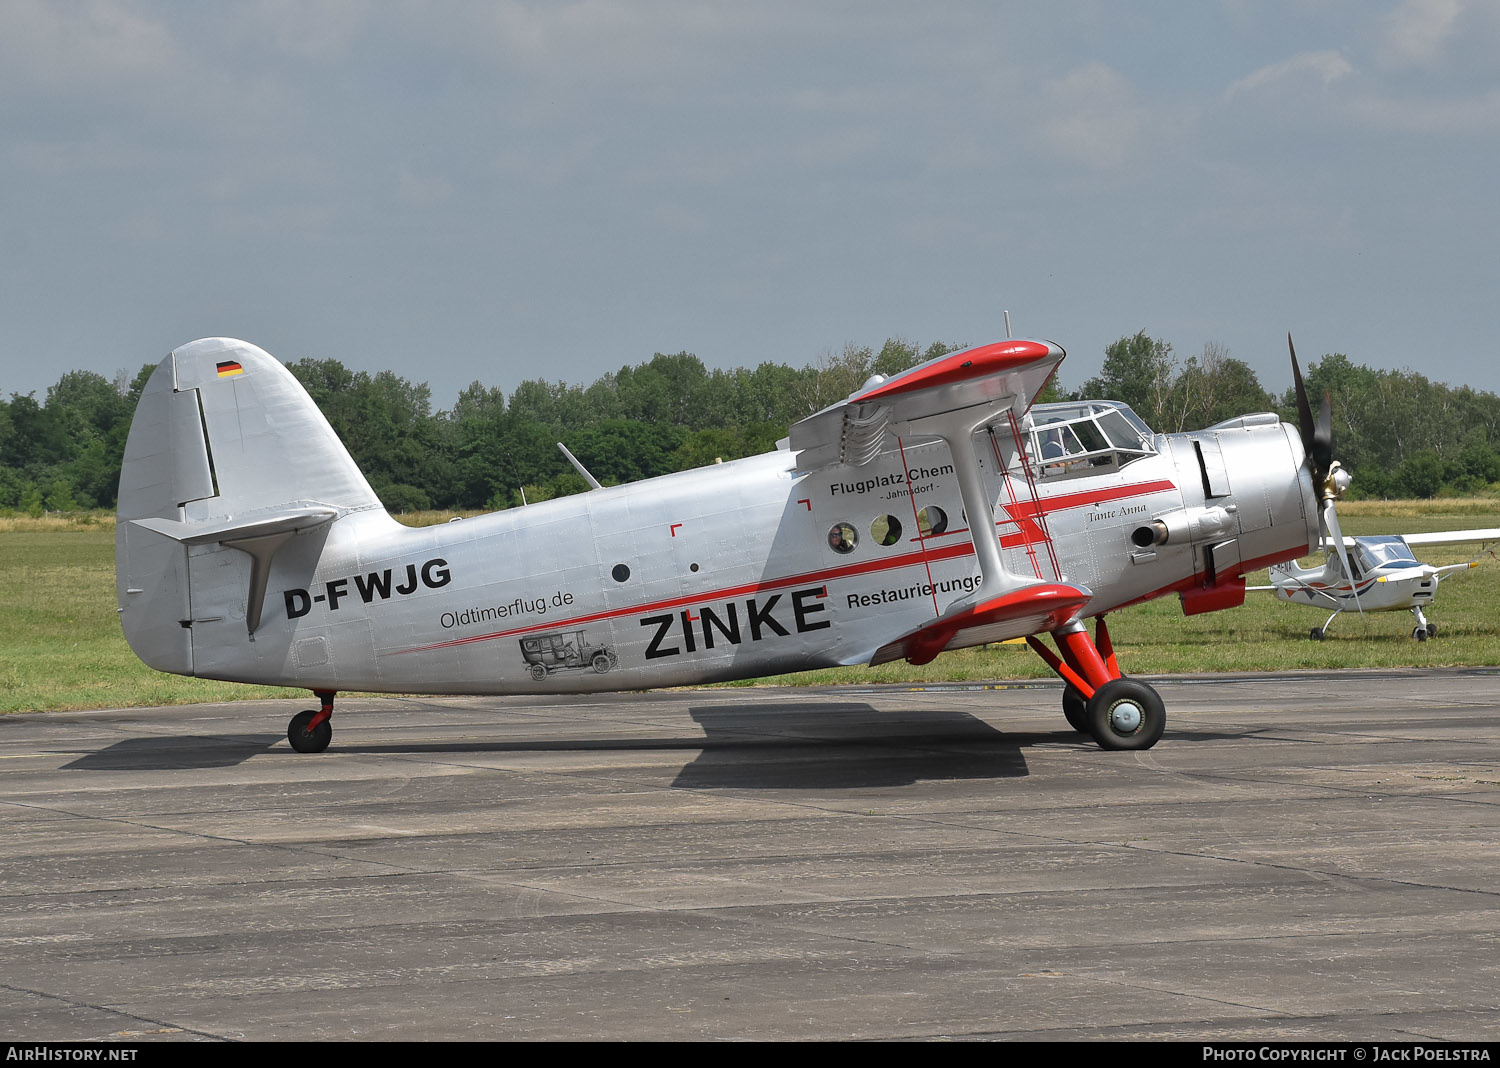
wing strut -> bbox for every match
[867,399,1090,666]
[995,411,1062,581]
[934,405,1020,601]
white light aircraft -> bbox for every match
[1259,530,1498,640]
[116,334,1346,754]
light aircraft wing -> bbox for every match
[1396,527,1500,547]
[787,340,1063,470]
[1319,527,1500,548]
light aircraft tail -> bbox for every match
[116,338,388,675]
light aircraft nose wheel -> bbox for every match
[1086,678,1166,751]
[1061,685,1090,733]
[287,710,332,754]
[1412,626,1429,642]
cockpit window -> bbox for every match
[1019,401,1157,480]
[1096,409,1149,453]
[1354,536,1419,571]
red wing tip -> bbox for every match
[855,339,1062,403]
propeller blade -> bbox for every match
[1313,392,1334,481]
[1289,334,1317,467]
[1322,497,1362,616]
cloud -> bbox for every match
[229,0,369,61]
[0,0,177,89]
[1375,0,1465,69]
[1225,51,1354,100]
[1344,85,1500,134]
[398,168,453,207]
[1034,63,1152,172]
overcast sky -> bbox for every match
[3,0,1498,413]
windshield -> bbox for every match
[1020,401,1157,479]
[1355,536,1420,571]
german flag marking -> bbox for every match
[216,361,244,377]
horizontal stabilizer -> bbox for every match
[870,581,1091,666]
[131,506,337,545]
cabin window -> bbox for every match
[916,506,948,538]
[827,522,858,554]
[871,515,902,546]
[611,564,630,582]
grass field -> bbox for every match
[2,501,1497,713]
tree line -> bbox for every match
[2,333,1497,514]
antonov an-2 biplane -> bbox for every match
[116,334,1344,754]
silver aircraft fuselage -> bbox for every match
[165,418,1316,694]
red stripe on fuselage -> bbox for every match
[387,477,1179,656]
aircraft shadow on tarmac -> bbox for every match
[59,704,1251,777]
[672,702,1031,788]
[62,734,285,771]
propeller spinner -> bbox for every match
[1289,334,1357,605]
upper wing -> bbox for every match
[787,339,1064,470]
[784,338,1076,666]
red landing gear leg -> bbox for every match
[1026,617,1165,751]
[288,691,336,754]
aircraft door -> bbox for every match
[585,491,696,678]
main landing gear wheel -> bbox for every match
[1412,626,1429,642]
[287,709,332,753]
[1310,627,1326,641]
[1062,685,1090,733]
[1427,623,1438,638]
[1087,678,1166,751]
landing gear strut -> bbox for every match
[1028,616,1165,750]
[1309,607,1342,641]
[288,690,335,753]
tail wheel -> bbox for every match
[1062,685,1090,733]
[1087,678,1166,751]
[287,709,332,754]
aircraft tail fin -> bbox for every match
[116,338,387,673]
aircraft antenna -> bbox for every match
[557,442,603,490]
[1004,310,1012,338]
